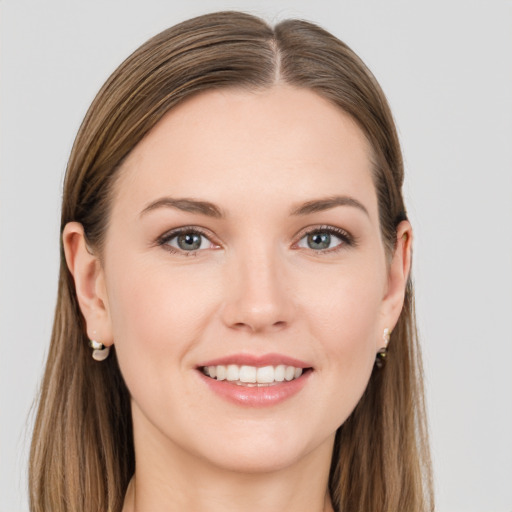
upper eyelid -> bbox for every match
[294,224,352,240]
[157,226,215,243]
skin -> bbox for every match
[63,85,412,512]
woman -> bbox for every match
[29,11,433,512]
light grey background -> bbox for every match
[1,1,511,511]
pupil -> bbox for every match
[178,233,201,250]
[308,232,330,250]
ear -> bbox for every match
[62,222,114,346]
[379,220,413,344]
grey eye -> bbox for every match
[166,232,210,251]
[307,232,331,250]
[177,233,202,250]
[297,230,344,251]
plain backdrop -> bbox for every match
[1,1,511,511]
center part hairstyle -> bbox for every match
[30,11,433,512]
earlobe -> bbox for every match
[62,222,114,346]
[380,220,413,335]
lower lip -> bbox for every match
[198,371,311,407]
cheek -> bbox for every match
[298,260,385,414]
[104,254,217,376]
[301,259,385,345]
[103,255,224,435]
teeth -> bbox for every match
[203,364,305,384]
[226,364,239,381]
[239,365,257,383]
[284,366,295,381]
[274,365,285,382]
[256,366,274,383]
[216,365,227,381]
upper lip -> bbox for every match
[197,353,312,369]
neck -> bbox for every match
[124,468,335,512]
[123,410,335,512]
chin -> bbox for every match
[189,424,336,475]
[203,445,309,474]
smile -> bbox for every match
[197,354,313,406]
[201,364,304,386]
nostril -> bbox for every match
[230,320,288,333]
[232,322,251,331]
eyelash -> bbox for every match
[294,225,356,254]
[156,225,356,256]
[157,226,217,256]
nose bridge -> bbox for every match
[221,240,293,333]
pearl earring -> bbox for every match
[89,337,110,361]
[375,327,390,369]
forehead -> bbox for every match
[113,85,377,220]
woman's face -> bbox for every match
[95,85,407,473]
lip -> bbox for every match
[198,370,311,407]
[197,353,312,368]
[196,353,313,408]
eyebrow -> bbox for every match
[140,194,368,219]
[290,195,369,217]
[140,197,224,218]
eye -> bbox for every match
[158,228,218,254]
[296,226,353,252]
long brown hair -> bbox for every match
[30,11,433,512]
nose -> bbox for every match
[220,247,295,334]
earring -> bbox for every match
[375,328,390,369]
[89,339,110,361]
